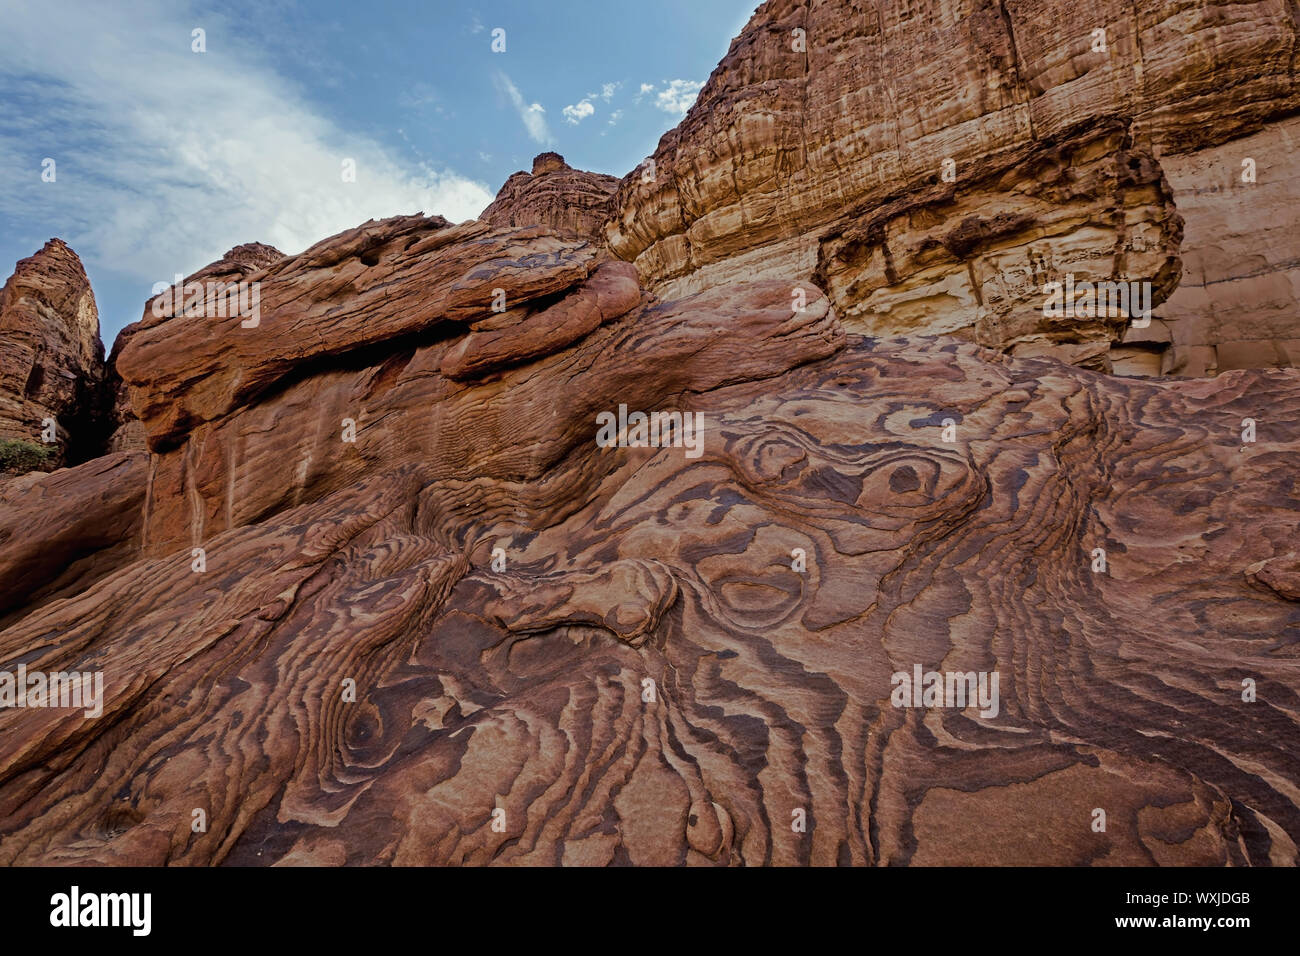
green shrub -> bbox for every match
[0,438,53,474]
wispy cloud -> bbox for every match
[493,71,554,145]
[562,99,595,125]
[655,79,705,117]
[0,0,493,291]
[566,81,619,126]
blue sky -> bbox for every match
[0,0,759,344]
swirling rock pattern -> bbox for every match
[4,0,1300,863]
[0,205,1297,864]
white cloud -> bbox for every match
[600,82,619,101]
[0,0,494,290]
[640,83,655,94]
[655,79,705,117]
[493,71,554,145]
[562,99,595,125]
[469,14,485,34]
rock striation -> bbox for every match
[482,152,619,240]
[2,207,1299,866]
[0,239,105,467]
[104,242,285,455]
[2,0,1300,868]
[605,0,1300,375]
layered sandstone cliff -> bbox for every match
[0,239,105,467]
[104,241,285,454]
[605,0,1300,375]
[2,210,1299,866]
[1,0,1299,868]
[482,152,619,240]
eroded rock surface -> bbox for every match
[1,209,1298,866]
[105,242,286,455]
[482,152,619,240]
[0,451,146,624]
[2,0,1300,869]
[0,240,105,466]
[606,0,1300,374]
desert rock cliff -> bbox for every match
[606,0,1300,375]
[0,239,104,467]
[1,0,1299,867]
[482,151,619,240]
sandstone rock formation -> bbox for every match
[102,334,147,455]
[104,241,286,455]
[482,152,619,240]
[0,451,145,625]
[1155,115,1300,376]
[1,207,1298,866]
[605,0,1300,376]
[0,239,105,467]
[2,0,1299,869]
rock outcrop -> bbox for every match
[605,0,1300,375]
[1155,115,1300,376]
[2,0,1300,869]
[105,241,285,455]
[482,152,619,240]
[0,240,105,467]
[0,451,146,625]
[2,208,1299,867]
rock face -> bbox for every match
[2,207,1300,866]
[104,242,285,455]
[0,240,105,467]
[605,0,1300,375]
[3,0,1300,869]
[482,152,619,240]
[102,334,147,455]
[0,451,145,625]
[1155,115,1300,376]
[114,216,634,555]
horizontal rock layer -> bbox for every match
[605,0,1300,374]
[106,243,285,455]
[116,217,600,448]
[813,120,1184,370]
